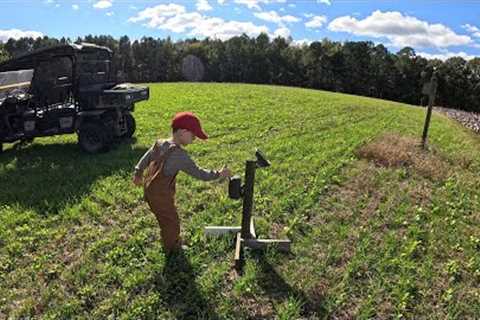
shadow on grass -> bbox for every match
[253,253,326,318]
[0,139,147,214]
[158,250,219,320]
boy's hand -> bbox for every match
[132,174,143,186]
[219,167,232,178]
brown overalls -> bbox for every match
[143,142,181,252]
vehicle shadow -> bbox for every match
[154,250,220,320]
[0,139,147,214]
[253,252,326,318]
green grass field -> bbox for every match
[1,83,480,319]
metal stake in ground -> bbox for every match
[421,72,438,149]
[241,160,256,240]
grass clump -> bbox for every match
[356,133,451,180]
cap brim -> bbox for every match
[193,128,208,140]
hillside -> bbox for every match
[1,83,479,318]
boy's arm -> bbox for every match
[134,145,154,177]
[172,151,221,181]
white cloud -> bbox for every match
[254,10,300,27]
[233,0,285,11]
[193,19,269,40]
[292,38,312,46]
[234,0,266,10]
[218,0,226,4]
[273,27,290,39]
[317,0,331,5]
[197,0,213,11]
[305,15,327,29]
[129,4,269,40]
[288,3,296,8]
[93,0,112,9]
[417,51,476,61]
[128,4,186,27]
[44,0,59,6]
[328,10,472,49]
[72,4,79,10]
[106,11,114,16]
[463,24,480,38]
[0,29,44,42]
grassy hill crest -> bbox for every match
[1,83,479,318]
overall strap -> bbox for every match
[144,141,179,190]
[150,140,178,162]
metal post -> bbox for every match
[422,72,438,149]
[241,160,256,239]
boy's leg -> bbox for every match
[156,209,181,252]
[146,196,181,252]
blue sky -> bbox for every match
[1,0,479,60]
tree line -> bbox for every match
[1,34,479,112]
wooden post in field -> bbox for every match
[421,72,438,149]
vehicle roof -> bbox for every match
[0,43,112,72]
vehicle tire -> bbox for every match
[78,121,110,153]
[21,137,34,144]
[101,112,116,141]
[123,113,136,138]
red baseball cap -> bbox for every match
[171,112,208,140]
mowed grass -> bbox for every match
[1,83,480,319]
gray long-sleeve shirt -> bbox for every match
[134,140,220,181]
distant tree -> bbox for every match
[342,41,375,95]
[118,35,134,82]
[5,37,36,57]
[437,57,470,110]
[269,36,291,85]
[32,36,60,51]
[250,33,272,83]
[394,47,428,104]
[203,38,226,82]
[224,34,251,82]
[369,44,397,99]
[0,43,10,63]
[466,58,480,112]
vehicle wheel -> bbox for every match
[123,113,136,138]
[78,121,110,153]
[21,137,34,144]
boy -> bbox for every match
[133,111,231,252]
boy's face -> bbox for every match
[179,129,196,145]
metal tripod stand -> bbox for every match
[205,149,291,273]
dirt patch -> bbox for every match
[355,133,449,181]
